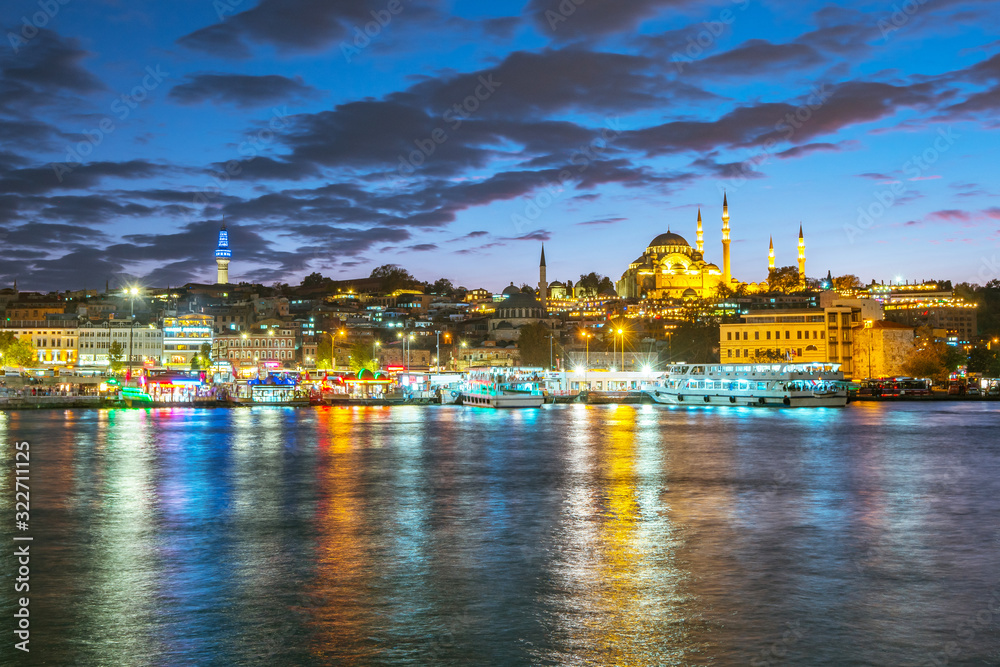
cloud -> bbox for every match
[407,243,437,251]
[177,0,441,56]
[169,73,319,107]
[576,217,627,226]
[0,28,105,96]
[525,0,698,42]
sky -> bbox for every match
[2,0,1000,293]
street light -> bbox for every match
[123,286,140,385]
[373,340,381,368]
[580,330,591,388]
[617,327,624,370]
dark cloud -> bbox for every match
[177,0,441,56]
[408,243,437,251]
[525,0,697,42]
[774,142,841,159]
[169,73,319,108]
[0,160,170,196]
[207,157,322,181]
[685,40,824,77]
[0,28,104,96]
[576,217,627,226]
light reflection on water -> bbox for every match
[1,403,999,665]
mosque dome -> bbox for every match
[495,291,546,320]
[501,282,520,296]
[648,232,691,249]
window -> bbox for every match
[813,331,818,339]
[785,331,790,339]
[743,331,748,341]
[735,349,740,358]
[766,331,771,340]
[727,331,732,341]
[797,330,802,339]
[797,348,803,356]
[727,349,732,358]
[820,331,825,339]
[754,331,760,340]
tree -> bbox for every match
[348,340,376,372]
[200,343,212,361]
[666,319,720,363]
[967,347,1000,377]
[108,341,125,373]
[832,274,861,290]
[316,337,333,369]
[301,272,329,288]
[370,264,416,293]
[191,343,212,370]
[577,272,614,297]
[901,327,962,383]
[516,322,552,368]
[751,349,787,363]
[766,266,801,293]
[430,278,454,295]
[2,339,36,368]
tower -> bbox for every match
[216,223,231,285]
[721,193,731,284]
[797,224,806,289]
[768,236,775,272]
[538,244,548,312]
[696,209,704,254]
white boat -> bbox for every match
[646,362,849,408]
[460,369,546,408]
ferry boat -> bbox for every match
[646,362,849,408]
[460,369,546,408]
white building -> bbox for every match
[77,322,163,366]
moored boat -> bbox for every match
[460,369,545,408]
[646,362,848,408]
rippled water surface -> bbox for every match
[2,403,999,665]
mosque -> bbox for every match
[614,195,806,299]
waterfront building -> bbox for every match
[3,295,66,321]
[852,320,916,379]
[212,326,297,368]
[162,314,214,367]
[868,282,977,342]
[4,322,78,367]
[77,321,162,366]
[720,305,863,378]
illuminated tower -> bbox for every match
[696,209,704,254]
[216,223,231,285]
[721,193,731,284]
[538,244,548,312]
[768,236,775,272]
[797,224,806,290]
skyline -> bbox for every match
[2,1,1000,292]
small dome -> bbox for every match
[648,232,690,248]
[501,282,520,296]
[498,291,542,309]
[682,288,698,298]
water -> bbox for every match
[2,403,999,666]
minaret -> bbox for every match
[216,223,232,285]
[538,244,548,312]
[721,193,731,284]
[696,209,704,254]
[768,236,775,272]
[797,224,806,290]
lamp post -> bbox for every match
[580,330,591,389]
[124,286,139,384]
[617,327,624,370]
[408,333,413,370]
[435,330,441,372]
[373,340,381,368]
[864,319,873,379]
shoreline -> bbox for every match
[2,393,998,410]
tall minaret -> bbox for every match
[696,209,704,254]
[768,236,775,272]
[797,224,806,289]
[721,193,731,284]
[216,223,231,285]
[538,244,548,312]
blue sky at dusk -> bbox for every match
[2,0,999,292]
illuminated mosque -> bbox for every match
[615,195,806,299]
